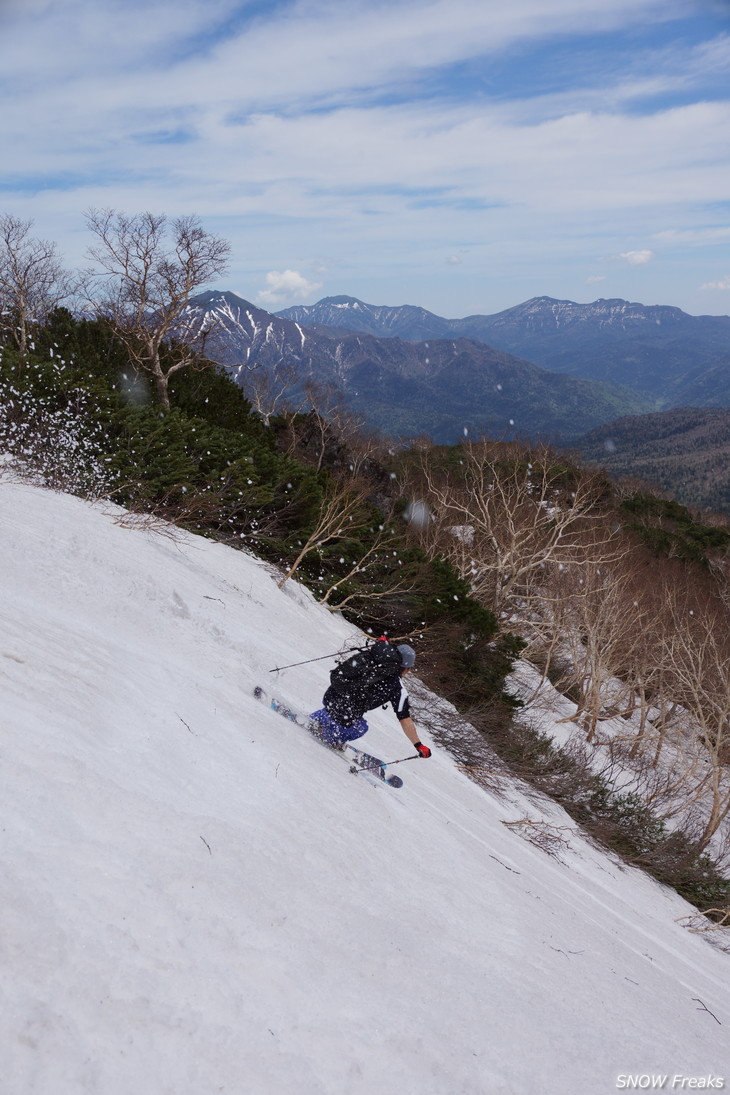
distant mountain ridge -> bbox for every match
[186,291,649,443]
[278,295,453,341]
[278,294,730,405]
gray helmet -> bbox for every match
[397,643,416,668]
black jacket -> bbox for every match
[323,673,410,728]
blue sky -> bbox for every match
[1,0,729,316]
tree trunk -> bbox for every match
[150,351,170,411]
[17,308,28,357]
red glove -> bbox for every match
[414,741,431,758]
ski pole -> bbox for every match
[269,636,399,673]
[355,753,421,773]
[268,646,366,673]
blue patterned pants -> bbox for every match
[309,708,369,748]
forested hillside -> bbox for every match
[575,407,730,514]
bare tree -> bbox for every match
[84,209,230,410]
[550,555,652,742]
[619,567,689,763]
[302,379,369,473]
[0,214,74,356]
[240,362,304,427]
[277,478,372,590]
[276,379,369,473]
[413,440,620,620]
[659,591,730,848]
[318,523,416,611]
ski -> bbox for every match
[253,686,403,788]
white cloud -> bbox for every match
[619,249,654,265]
[446,255,462,265]
[256,269,323,306]
[655,226,730,244]
[586,275,606,284]
[699,275,730,290]
[0,0,239,82]
[0,0,675,123]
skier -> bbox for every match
[310,642,432,757]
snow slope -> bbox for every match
[2,480,729,1095]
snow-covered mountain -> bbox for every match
[278,294,452,341]
[278,294,730,402]
[185,291,647,443]
[3,476,730,1094]
[462,295,729,338]
[278,293,730,348]
[455,297,730,396]
[183,289,315,368]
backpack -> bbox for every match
[329,640,402,694]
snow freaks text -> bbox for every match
[616,1078,725,1090]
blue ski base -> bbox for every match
[253,686,403,788]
